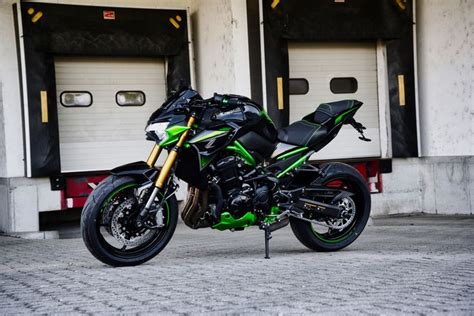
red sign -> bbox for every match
[103,10,115,20]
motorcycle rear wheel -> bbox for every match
[81,175,178,267]
[290,162,371,252]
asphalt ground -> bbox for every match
[0,215,473,314]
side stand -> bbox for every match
[260,217,290,259]
[264,227,272,259]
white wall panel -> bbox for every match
[55,57,166,172]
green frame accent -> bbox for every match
[276,155,308,178]
[212,212,257,231]
[260,110,275,125]
[190,130,229,144]
[263,206,280,224]
[199,155,212,169]
[226,141,256,166]
[335,107,358,125]
[276,146,308,161]
[160,125,190,147]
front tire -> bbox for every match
[290,162,371,252]
[81,176,178,267]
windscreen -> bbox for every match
[147,88,201,124]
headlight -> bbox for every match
[145,122,169,140]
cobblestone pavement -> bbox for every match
[1,215,473,314]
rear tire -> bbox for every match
[81,175,178,267]
[290,162,371,251]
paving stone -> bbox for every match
[0,216,473,314]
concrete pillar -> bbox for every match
[190,0,251,98]
[416,0,474,157]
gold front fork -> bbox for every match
[155,116,196,189]
[146,144,162,168]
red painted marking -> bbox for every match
[60,190,67,210]
[71,197,88,208]
[347,161,383,193]
[103,10,115,20]
[326,180,344,188]
[61,174,108,209]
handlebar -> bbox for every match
[189,93,244,111]
[213,93,225,104]
[213,93,244,107]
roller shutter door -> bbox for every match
[288,42,381,160]
[55,57,166,172]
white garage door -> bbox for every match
[55,57,167,172]
[288,42,381,160]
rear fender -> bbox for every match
[110,161,158,183]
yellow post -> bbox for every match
[277,77,284,110]
[40,90,48,123]
[398,75,406,106]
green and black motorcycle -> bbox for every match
[81,88,372,266]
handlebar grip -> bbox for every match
[213,93,225,104]
[213,93,242,107]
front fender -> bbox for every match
[110,161,158,183]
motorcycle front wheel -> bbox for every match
[81,175,178,267]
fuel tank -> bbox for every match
[219,99,277,161]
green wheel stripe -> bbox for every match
[311,227,354,244]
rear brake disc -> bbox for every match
[327,196,356,230]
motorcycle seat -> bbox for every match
[277,100,362,147]
[277,120,328,147]
[307,100,362,125]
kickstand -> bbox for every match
[264,226,272,259]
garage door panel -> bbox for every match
[55,57,166,172]
[289,42,381,160]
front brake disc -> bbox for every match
[110,197,155,248]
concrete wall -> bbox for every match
[1,0,472,233]
[0,85,6,177]
[0,0,250,232]
[0,0,250,176]
[190,0,251,98]
[416,0,474,157]
[0,1,25,178]
[0,177,63,232]
[372,0,474,217]
[372,157,473,215]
